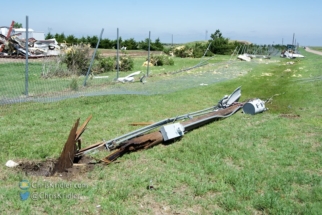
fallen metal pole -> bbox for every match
[75,106,217,157]
[101,103,243,163]
[76,87,241,157]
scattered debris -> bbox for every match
[0,21,61,58]
[281,50,304,59]
[117,71,141,83]
[292,74,302,77]
[237,54,251,62]
[243,99,267,115]
[261,73,273,77]
[147,180,155,190]
[5,160,19,168]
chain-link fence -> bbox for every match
[0,55,264,106]
[1,17,278,106]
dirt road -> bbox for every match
[305,47,322,56]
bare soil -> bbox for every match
[17,155,97,180]
[305,47,322,56]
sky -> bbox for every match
[1,0,321,46]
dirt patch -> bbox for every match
[279,114,300,118]
[17,155,97,180]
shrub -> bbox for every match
[99,57,114,73]
[115,55,134,71]
[173,45,193,58]
[192,42,214,58]
[69,78,79,91]
[41,55,72,78]
[149,54,174,66]
[62,43,92,75]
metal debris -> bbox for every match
[0,21,61,58]
[51,87,261,170]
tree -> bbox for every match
[138,38,164,51]
[123,38,138,50]
[153,38,164,51]
[55,33,66,43]
[66,35,78,45]
[45,32,54,39]
[209,29,234,55]
[13,22,23,28]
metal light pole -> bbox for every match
[25,16,29,96]
[147,31,151,77]
[117,28,120,79]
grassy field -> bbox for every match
[0,53,231,101]
[309,46,322,52]
[1,49,322,214]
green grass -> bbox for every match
[0,55,230,101]
[309,46,322,52]
[1,49,322,214]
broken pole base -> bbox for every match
[53,119,79,174]
[52,115,92,174]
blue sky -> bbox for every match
[1,0,321,46]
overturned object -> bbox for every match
[243,99,267,115]
[281,51,304,59]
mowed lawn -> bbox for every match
[0,49,321,214]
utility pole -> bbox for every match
[205,30,208,40]
[147,31,151,77]
[172,34,173,46]
[117,28,119,79]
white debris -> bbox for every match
[237,54,251,62]
[261,73,273,77]
[93,76,109,79]
[5,160,19,168]
[117,71,141,83]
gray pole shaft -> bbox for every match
[117,28,119,79]
[83,28,104,86]
[172,34,173,46]
[25,16,29,96]
[147,31,151,77]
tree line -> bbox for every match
[45,30,284,55]
[45,32,164,51]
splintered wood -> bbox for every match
[53,119,79,174]
[53,115,92,174]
